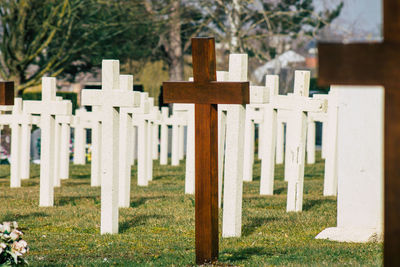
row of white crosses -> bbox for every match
[0,99,39,187]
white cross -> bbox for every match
[55,109,73,184]
[71,107,102,186]
[24,77,72,207]
[81,60,139,234]
[276,71,326,212]
[1,98,33,187]
[218,54,247,238]
[158,107,170,165]
[118,85,145,208]
[132,92,151,186]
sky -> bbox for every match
[319,0,382,41]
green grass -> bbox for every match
[0,153,382,266]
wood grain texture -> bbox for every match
[195,104,218,264]
[318,1,400,264]
[163,81,249,104]
[0,81,14,106]
[318,43,400,87]
[384,0,400,43]
[384,86,400,267]
[192,37,216,82]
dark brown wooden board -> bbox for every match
[0,81,14,106]
[163,37,249,264]
[318,0,400,265]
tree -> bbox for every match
[0,0,156,94]
[199,0,343,60]
[144,0,210,81]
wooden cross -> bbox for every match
[163,37,249,264]
[0,81,14,105]
[317,0,400,264]
[24,77,72,207]
[81,60,140,234]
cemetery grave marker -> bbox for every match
[118,87,145,208]
[72,107,102,187]
[81,60,139,234]
[0,81,14,106]
[24,77,72,207]
[317,0,399,263]
[158,107,170,165]
[315,86,383,244]
[163,37,249,264]
[132,92,151,186]
[0,98,31,188]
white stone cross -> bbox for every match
[73,108,89,165]
[275,71,327,212]
[53,97,72,187]
[174,103,195,194]
[55,109,73,182]
[118,80,143,208]
[316,86,383,242]
[158,107,169,165]
[24,77,72,207]
[0,98,33,187]
[81,60,139,234]
[307,92,339,196]
[71,107,102,186]
[132,92,151,186]
[218,54,247,238]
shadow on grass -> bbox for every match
[1,211,48,222]
[56,195,99,206]
[71,174,90,180]
[303,198,336,211]
[130,196,164,208]
[221,246,272,261]
[242,216,277,237]
[119,214,167,233]
[273,187,285,195]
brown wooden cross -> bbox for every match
[163,37,249,264]
[0,81,14,105]
[318,0,400,265]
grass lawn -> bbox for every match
[0,153,382,266]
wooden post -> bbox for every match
[163,37,249,264]
[317,0,400,264]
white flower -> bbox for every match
[10,229,22,241]
[0,224,3,233]
[12,221,18,229]
[0,243,6,249]
[2,222,11,234]
[18,240,27,248]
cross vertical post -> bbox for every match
[163,37,249,264]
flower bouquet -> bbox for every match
[0,222,28,266]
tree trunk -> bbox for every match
[228,0,241,53]
[168,0,184,81]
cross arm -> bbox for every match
[24,100,71,115]
[272,95,327,113]
[318,43,400,87]
[81,90,140,108]
[163,81,249,104]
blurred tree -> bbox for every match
[0,0,156,94]
[199,0,343,60]
[144,0,209,81]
